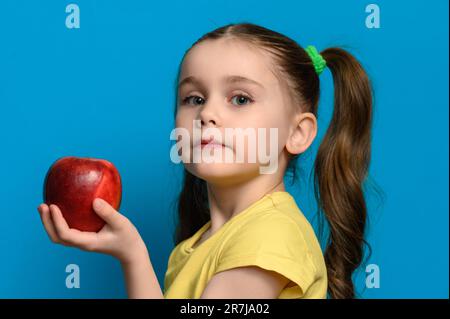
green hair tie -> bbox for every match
[305,45,327,75]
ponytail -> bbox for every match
[314,48,373,298]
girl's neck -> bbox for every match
[205,174,286,235]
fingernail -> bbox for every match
[93,198,103,210]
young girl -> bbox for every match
[37,23,374,299]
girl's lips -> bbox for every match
[200,142,225,149]
[195,137,227,149]
[192,139,229,150]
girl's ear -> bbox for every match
[285,112,318,155]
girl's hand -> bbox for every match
[37,198,148,265]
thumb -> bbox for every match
[92,198,126,229]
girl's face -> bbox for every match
[175,38,298,186]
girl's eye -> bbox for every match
[180,94,253,106]
[231,94,253,106]
[181,95,205,106]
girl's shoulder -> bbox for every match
[220,193,325,268]
[235,191,315,238]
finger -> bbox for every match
[38,203,63,244]
[92,198,127,229]
[49,205,99,251]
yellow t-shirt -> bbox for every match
[163,191,328,299]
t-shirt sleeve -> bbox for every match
[215,213,317,297]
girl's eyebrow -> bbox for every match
[224,75,265,89]
[178,75,265,90]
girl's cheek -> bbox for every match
[175,108,196,126]
[174,114,187,129]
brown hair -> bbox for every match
[172,22,379,299]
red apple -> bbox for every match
[43,156,122,232]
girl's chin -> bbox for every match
[185,163,260,183]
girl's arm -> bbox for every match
[38,201,286,298]
[201,266,290,299]
[120,249,164,299]
[37,199,164,298]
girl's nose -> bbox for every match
[198,100,222,127]
[201,118,217,126]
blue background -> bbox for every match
[0,0,448,298]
